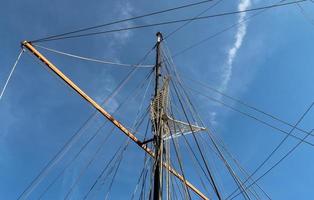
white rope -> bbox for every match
[33,44,154,68]
[0,49,24,101]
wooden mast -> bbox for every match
[22,40,209,200]
[153,32,163,200]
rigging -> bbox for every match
[227,103,314,200]
[31,0,215,43]
[21,39,210,200]
[32,0,306,43]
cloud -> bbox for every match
[94,1,136,113]
[209,111,218,126]
[97,1,135,60]
[105,97,119,113]
[92,70,120,113]
[220,0,251,92]
[112,1,134,43]
[209,0,251,126]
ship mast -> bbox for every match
[153,32,163,200]
[21,38,209,200]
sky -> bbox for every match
[1,0,314,199]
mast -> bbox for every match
[153,31,163,200]
[22,40,209,200]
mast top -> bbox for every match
[156,32,163,43]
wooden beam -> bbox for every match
[22,41,209,200]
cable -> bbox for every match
[226,102,314,200]
[31,0,214,43]
[84,108,149,199]
[17,43,154,200]
[39,67,153,199]
[187,86,314,146]
[164,43,257,199]
[164,0,224,40]
[170,76,223,200]
[169,99,217,194]
[166,53,254,200]
[137,121,151,200]
[33,44,154,68]
[82,138,129,200]
[0,49,24,101]
[17,107,96,200]
[168,98,217,197]
[167,120,192,200]
[33,0,306,43]
[103,138,131,200]
[164,52,219,193]
[201,131,271,200]
[80,83,152,199]
[63,126,115,199]
[184,76,312,137]
[38,125,112,199]
[163,51,225,197]
[167,53,270,199]
[210,133,272,199]
[296,2,314,27]
[227,102,314,199]
[170,0,294,59]
[229,127,314,200]
[167,44,312,200]
[131,126,151,200]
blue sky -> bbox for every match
[1,0,314,199]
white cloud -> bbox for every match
[93,71,120,113]
[105,97,119,113]
[209,111,218,126]
[99,1,135,59]
[209,0,251,126]
[94,1,136,114]
[220,0,251,92]
[112,1,134,42]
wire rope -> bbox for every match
[33,0,305,43]
[17,42,154,200]
[31,0,215,43]
[33,44,154,68]
[0,49,24,101]
[227,102,314,200]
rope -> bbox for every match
[229,129,314,200]
[33,44,154,68]
[33,0,306,43]
[169,0,291,59]
[17,45,154,200]
[84,109,149,199]
[164,0,224,40]
[170,72,222,200]
[184,76,311,137]
[296,2,314,27]
[131,129,151,200]
[187,86,314,146]
[31,0,214,43]
[162,44,222,199]
[226,102,314,199]
[0,49,24,101]
[63,126,116,200]
[168,98,213,196]
[163,45,270,199]
[227,102,314,200]
[38,66,154,199]
[82,139,129,200]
